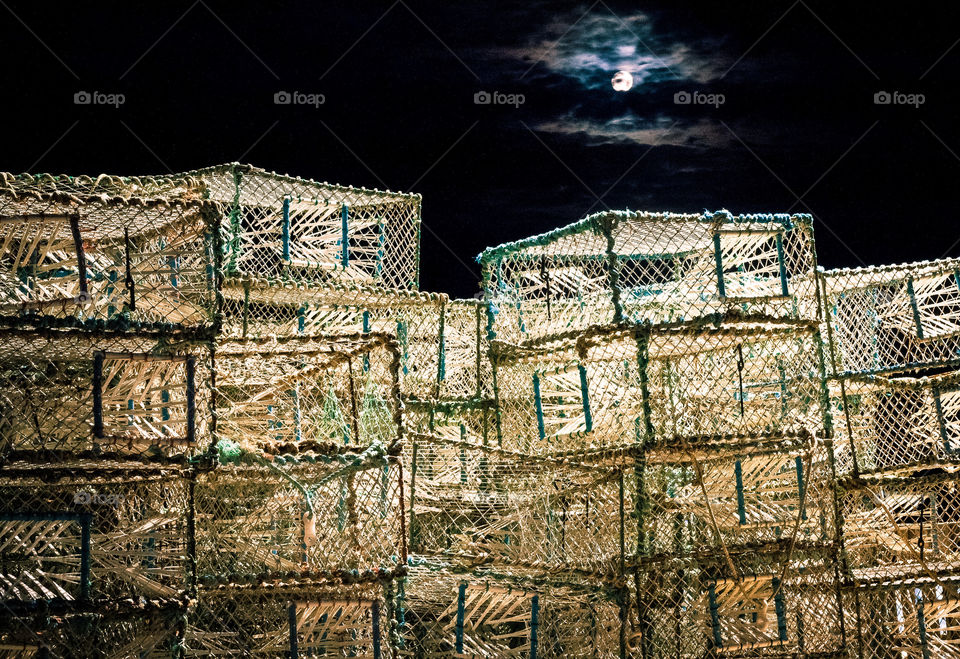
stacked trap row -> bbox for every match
[391,208,838,658]
[477,209,819,345]
[0,168,424,657]
[821,257,960,657]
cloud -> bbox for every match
[535,113,734,149]
[501,7,730,89]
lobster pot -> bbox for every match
[0,601,187,659]
[844,577,960,659]
[0,186,218,331]
[172,163,421,291]
[407,434,623,574]
[479,210,818,345]
[401,561,622,659]
[438,298,493,399]
[0,329,212,460]
[189,579,397,658]
[831,371,960,477]
[220,277,444,399]
[491,320,827,456]
[839,472,960,578]
[402,397,495,443]
[215,334,401,454]
[195,452,405,579]
[627,433,837,562]
[822,258,960,376]
[0,462,190,604]
[628,548,846,658]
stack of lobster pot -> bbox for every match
[398,209,846,658]
[0,164,423,658]
[822,257,960,658]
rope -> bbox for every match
[680,434,740,582]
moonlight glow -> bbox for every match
[611,70,633,91]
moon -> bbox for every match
[611,71,633,92]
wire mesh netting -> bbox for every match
[438,299,493,401]
[197,448,406,579]
[219,276,445,399]
[478,210,819,345]
[188,579,396,657]
[402,397,495,444]
[0,462,191,604]
[162,163,421,291]
[490,319,828,457]
[407,434,623,575]
[0,329,212,461]
[838,471,960,586]
[822,258,960,377]
[401,561,623,658]
[625,432,837,563]
[214,333,402,455]
[843,577,960,658]
[628,547,846,657]
[830,370,960,477]
[0,601,187,658]
[0,184,219,333]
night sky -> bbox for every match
[2,1,959,298]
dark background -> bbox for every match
[2,1,958,297]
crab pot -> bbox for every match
[628,547,846,658]
[0,600,187,659]
[620,432,838,562]
[190,577,398,658]
[830,370,960,477]
[491,319,827,457]
[843,576,960,659]
[168,162,422,291]
[839,471,960,578]
[219,277,445,399]
[0,328,212,460]
[195,451,406,579]
[0,461,191,604]
[822,258,960,377]
[0,185,218,332]
[214,333,401,454]
[407,434,624,574]
[401,560,623,658]
[479,210,818,345]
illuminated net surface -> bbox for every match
[220,276,445,399]
[165,163,422,291]
[0,328,212,461]
[830,370,960,477]
[0,462,191,604]
[478,210,818,345]
[214,333,402,455]
[407,435,623,575]
[490,319,827,456]
[0,185,218,332]
[196,448,406,578]
[401,561,623,659]
[188,579,397,658]
[822,258,960,377]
